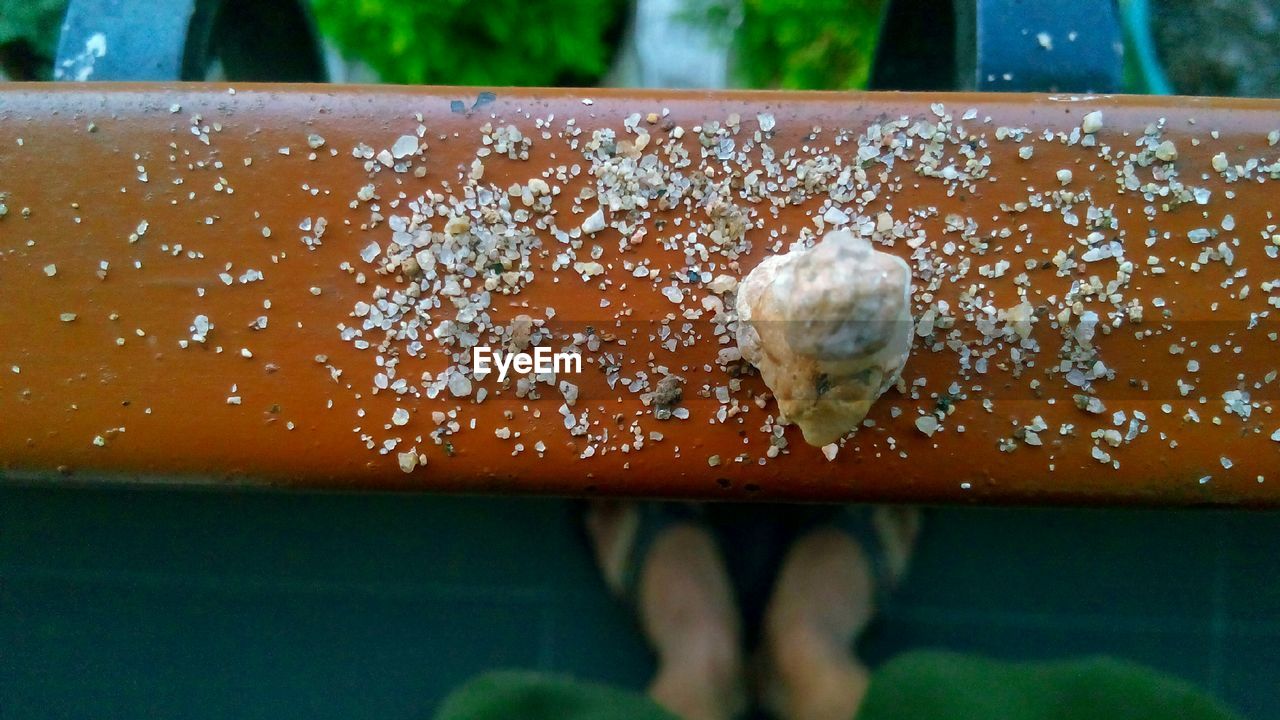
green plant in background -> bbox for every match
[310,0,628,86]
[0,0,67,79]
[2,0,887,88]
[695,0,885,90]
[738,0,885,89]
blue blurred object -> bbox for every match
[872,0,1127,93]
[969,0,1124,92]
[54,0,326,81]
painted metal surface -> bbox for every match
[1,83,1278,505]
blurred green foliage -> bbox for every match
[312,0,884,90]
[696,0,885,89]
[310,0,628,86]
[0,0,67,79]
[739,0,884,89]
[0,0,886,88]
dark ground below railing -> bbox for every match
[0,484,1276,720]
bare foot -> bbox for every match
[759,508,919,720]
[586,502,748,720]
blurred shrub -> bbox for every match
[702,0,886,89]
[0,0,66,79]
[310,0,628,86]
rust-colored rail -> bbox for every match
[2,83,1278,505]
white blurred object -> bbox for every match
[608,0,739,89]
[322,41,382,84]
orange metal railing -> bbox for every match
[1,84,1278,505]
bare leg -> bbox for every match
[586,501,747,720]
[760,508,919,720]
